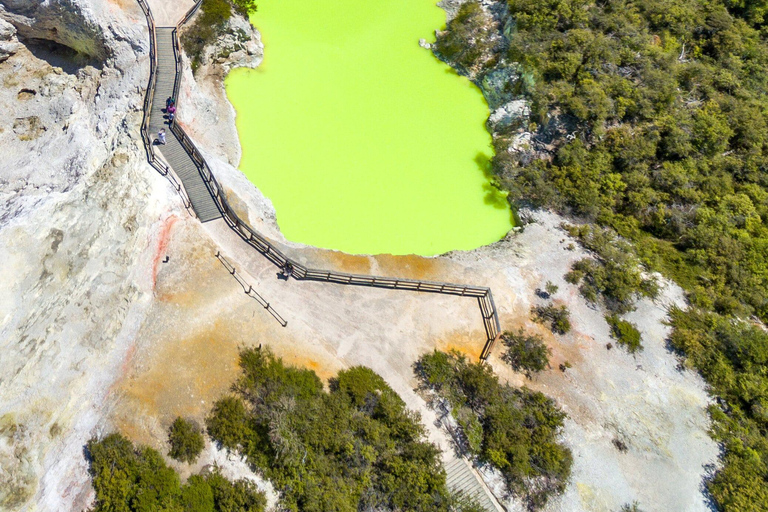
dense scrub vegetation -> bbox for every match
[435,2,500,73]
[168,417,205,463]
[416,350,572,510]
[205,347,480,512]
[436,0,768,507]
[181,0,257,70]
[87,433,266,511]
[501,328,551,376]
[564,225,659,313]
[669,308,768,507]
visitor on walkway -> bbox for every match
[168,104,176,122]
[166,97,175,110]
[158,129,166,145]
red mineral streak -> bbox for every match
[151,215,178,289]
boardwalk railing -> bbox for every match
[137,0,502,360]
[136,0,195,216]
[215,250,288,327]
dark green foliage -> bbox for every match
[206,348,473,512]
[232,0,257,17]
[531,304,572,334]
[416,350,572,510]
[434,1,499,72]
[181,0,232,71]
[605,315,643,353]
[501,328,551,376]
[207,472,267,512]
[619,503,644,512]
[86,433,265,512]
[182,0,256,71]
[168,417,205,464]
[488,0,768,322]
[669,308,768,509]
[180,475,214,512]
[564,225,659,313]
[436,0,768,505]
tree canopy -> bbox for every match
[206,347,477,512]
[436,0,768,507]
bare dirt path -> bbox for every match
[144,0,194,26]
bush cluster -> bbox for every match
[434,1,499,73]
[206,347,477,512]
[605,315,643,354]
[501,328,551,376]
[437,0,768,506]
[415,350,572,510]
[86,433,265,512]
[168,417,205,463]
[564,225,659,313]
[531,304,572,334]
[181,0,258,71]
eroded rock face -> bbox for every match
[0,0,183,510]
[0,17,18,62]
[193,13,263,73]
[0,0,108,60]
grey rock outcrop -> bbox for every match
[0,0,109,60]
[487,98,529,133]
[193,13,263,73]
[479,65,520,111]
[0,0,180,510]
[0,17,18,62]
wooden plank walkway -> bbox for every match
[136,2,506,510]
[135,0,502,359]
[445,456,503,511]
[148,27,221,223]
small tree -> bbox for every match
[168,417,205,464]
[545,281,559,296]
[605,315,643,353]
[501,329,551,377]
[532,304,572,334]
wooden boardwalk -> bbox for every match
[148,27,221,222]
[135,1,506,510]
[445,456,503,511]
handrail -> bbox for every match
[136,0,195,214]
[215,250,288,327]
[137,0,502,360]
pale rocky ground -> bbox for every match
[0,1,718,511]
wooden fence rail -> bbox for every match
[136,0,195,214]
[137,0,503,360]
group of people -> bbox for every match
[166,97,177,122]
[156,97,177,145]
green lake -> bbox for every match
[225,0,513,256]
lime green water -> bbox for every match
[225,0,513,255]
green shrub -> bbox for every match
[86,433,265,512]
[207,347,470,511]
[501,328,551,376]
[564,226,659,313]
[434,1,498,72]
[439,0,768,504]
[168,417,205,463]
[232,0,257,16]
[605,315,643,353]
[545,281,559,296]
[181,0,254,71]
[416,350,572,510]
[531,304,572,334]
